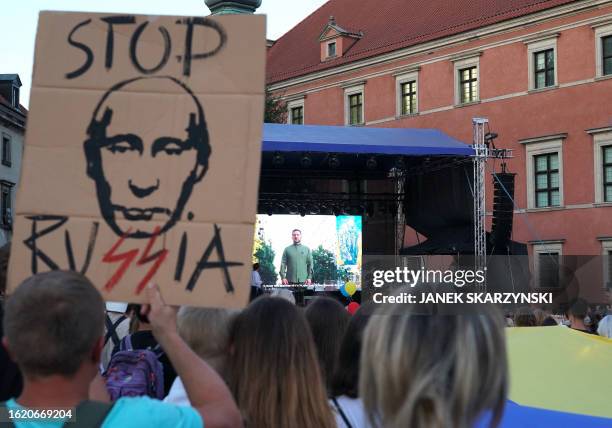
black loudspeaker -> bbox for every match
[491,173,515,249]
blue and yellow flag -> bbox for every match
[506,326,612,419]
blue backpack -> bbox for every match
[103,335,165,401]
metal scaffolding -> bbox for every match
[473,118,489,281]
[391,168,406,257]
[472,117,513,285]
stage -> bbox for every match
[254,123,477,304]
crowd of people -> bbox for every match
[506,297,612,337]
[0,262,611,427]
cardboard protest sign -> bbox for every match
[8,12,266,307]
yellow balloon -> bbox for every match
[345,281,357,296]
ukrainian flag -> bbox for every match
[506,326,612,419]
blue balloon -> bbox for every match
[340,284,349,297]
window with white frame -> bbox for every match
[12,86,19,109]
[522,135,565,209]
[604,145,612,202]
[286,98,305,125]
[589,128,612,204]
[290,106,304,124]
[1,134,10,167]
[395,70,418,116]
[453,55,480,105]
[533,153,560,207]
[604,36,612,76]
[526,37,558,90]
[602,239,612,289]
[533,242,563,288]
[594,23,612,78]
[327,41,337,58]
[344,84,364,125]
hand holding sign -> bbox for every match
[141,283,179,341]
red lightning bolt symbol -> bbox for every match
[102,227,168,295]
[102,228,138,292]
[135,227,168,295]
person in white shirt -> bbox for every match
[598,314,612,338]
[101,301,130,371]
[597,288,612,338]
[250,262,263,301]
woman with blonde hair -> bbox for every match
[227,296,336,428]
[164,307,237,405]
[360,299,507,428]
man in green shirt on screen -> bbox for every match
[280,229,313,306]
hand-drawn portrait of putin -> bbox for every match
[84,76,211,239]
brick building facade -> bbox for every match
[267,0,612,286]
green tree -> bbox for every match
[264,90,287,123]
[254,240,278,285]
[312,245,349,284]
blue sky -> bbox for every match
[1,0,327,106]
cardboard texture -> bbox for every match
[8,12,266,308]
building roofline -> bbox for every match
[0,74,22,87]
[268,0,612,88]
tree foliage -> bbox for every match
[312,245,350,284]
[264,90,287,124]
[253,240,278,285]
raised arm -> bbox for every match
[144,284,242,428]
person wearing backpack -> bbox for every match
[100,302,130,371]
[1,271,243,428]
[105,306,177,398]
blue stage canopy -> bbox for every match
[262,123,474,157]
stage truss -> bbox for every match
[472,117,513,282]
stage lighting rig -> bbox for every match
[300,153,312,168]
[366,156,377,169]
[272,152,284,166]
[328,153,340,169]
[484,131,498,149]
[395,156,406,170]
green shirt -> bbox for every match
[280,243,313,283]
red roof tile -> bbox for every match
[267,0,580,84]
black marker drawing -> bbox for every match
[21,16,245,296]
[65,15,227,78]
[129,22,172,74]
[66,19,93,79]
[24,215,99,275]
[84,76,211,239]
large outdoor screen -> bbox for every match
[253,215,362,287]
